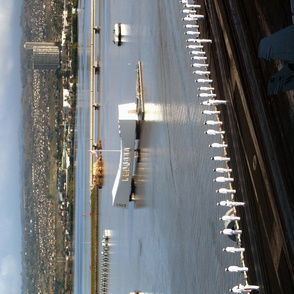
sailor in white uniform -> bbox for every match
[230,284,259,292]
[181,9,197,14]
[187,38,200,43]
[190,50,206,55]
[194,70,210,75]
[187,14,205,19]
[198,86,214,91]
[217,200,245,207]
[205,120,223,125]
[182,16,197,21]
[184,24,199,28]
[201,110,220,115]
[185,31,200,35]
[204,129,225,135]
[230,285,244,293]
[223,247,245,253]
[216,188,236,194]
[213,167,232,173]
[220,229,242,235]
[243,285,259,291]
[184,4,201,8]
[186,45,204,49]
[191,56,207,60]
[194,38,212,43]
[219,215,240,221]
[198,93,215,97]
[209,142,227,148]
[201,99,226,105]
[213,176,234,182]
[191,63,209,68]
[201,100,215,106]
[211,156,231,161]
[225,266,248,272]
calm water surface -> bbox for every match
[75,1,245,293]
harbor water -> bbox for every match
[75,0,247,293]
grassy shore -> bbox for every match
[91,186,99,293]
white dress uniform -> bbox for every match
[216,188,236,194]
[220,215,240,221]
[217,200,245,207]
[214,176,234,182]
[201,110,220,115]
[212,156,231,161]
[223,247,245,253]
[225,266,248,272]
[220,229,242,235]
[206,121,223,125]
[205,129,225,135]
[209,143,227,148]
[213,167,232,173]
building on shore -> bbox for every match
[24,42,60,70]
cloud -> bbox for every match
[0,0,16,102]
[0,255,21,294]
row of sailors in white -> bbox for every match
[183,2,234,190]
[182,3,259,293]
[181,3,259,292]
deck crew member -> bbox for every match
[205,130,225,135]
[225,266,248,272]
[223,247,245,253]
[220,215,240,221]
[216,188,236,194]
[220,229,242,235]
[217,200,245,207]
[211,156,231,161]
[213,176,234,182]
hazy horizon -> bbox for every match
[0,0,23,293]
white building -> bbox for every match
[112,103,139,208]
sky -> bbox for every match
[0,0,23,293]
